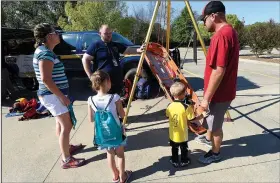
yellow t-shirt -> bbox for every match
[166,101,195,143]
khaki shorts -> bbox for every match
[39,94,69,117]
[203,101,231,132]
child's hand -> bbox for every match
[189,118,203,126]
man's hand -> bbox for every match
[200,99,209,111]
[137,43,147,53]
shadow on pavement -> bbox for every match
[130,128,280,181]
[83,128,170,164]
[81,125,280,180]
[185,76,260,92]
[83,127,203,165]
[127,109,167,124]
[222,128,280,161]
[130,150,206,182]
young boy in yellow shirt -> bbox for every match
[166,82,203,168]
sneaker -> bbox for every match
[180,157,191,167]
[198,150,222,164]
[61,156,86,169]
[169,159,179,168]
[195,135,212,148]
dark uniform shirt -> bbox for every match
[86,40,127,94]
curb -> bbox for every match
[239,58,280,66]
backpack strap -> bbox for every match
[90,94,114,111]
[104,94,114,111]
[90,96,98,110]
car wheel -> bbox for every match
[124,68,149,83]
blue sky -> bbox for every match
[126,1,280,25]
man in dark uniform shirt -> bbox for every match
[82,24,144,95]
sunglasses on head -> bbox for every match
[48,30,59,35]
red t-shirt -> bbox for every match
[204,24,239,102]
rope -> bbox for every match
[180,30,194,69]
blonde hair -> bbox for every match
[90,70,110,91]
[170,82,186,97]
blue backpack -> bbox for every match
[91,95,123,148]
[136,78,151,99]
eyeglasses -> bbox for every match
[203,15,210,24]
[203,12,221,23]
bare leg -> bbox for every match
[115,146,126,182]
[206,130,212,141]
[212,129,223,153]
[107,149,119,180]
[56,120,61,137]
[56,112,72,161]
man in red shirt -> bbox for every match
[196,1,240,164]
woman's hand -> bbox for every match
[59,95,71,106]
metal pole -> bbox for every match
[123,1,161,125]
[193,31,197,65]
[184,0,207,56]
[166,0,171,50]
[184,0,232,121]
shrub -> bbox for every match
[246,20,279,57]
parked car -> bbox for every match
[53,30,153,82]
[2,27,38,90]
[3,28,180,91]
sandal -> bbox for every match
[61,156,86,169]
[69,143,85,155]
[120,170,132,183]
[112,176,120,183]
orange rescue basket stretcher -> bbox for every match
[144,42,207,135]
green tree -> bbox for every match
[266,19,280,53]
[1,6,7,27]
[246,20,279,57]
[226,14,246,49]
[198,23,212,42]
[114,17,137,41]
[275,23,280,51]
[130,5,159,44]
[1,1,66,29]
[58,1,127,32]
[171,7,197,44]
